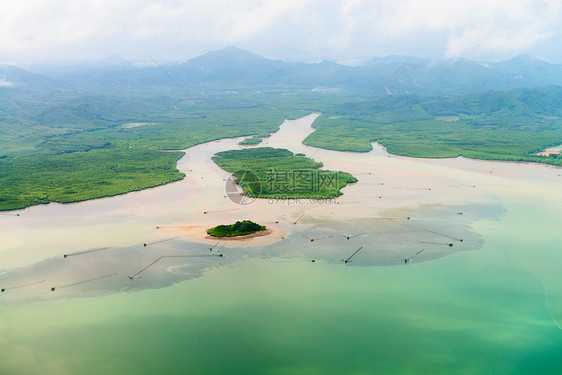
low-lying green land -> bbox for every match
[2,84,562,212]
[0,91,311,211]
[212,147,357,199]
[239,136,263,145]
[303,87,562,166]
[0,149,185,211]
[207,220,266,237]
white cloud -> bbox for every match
[227,0,305,41]
[364,0,561,59]
[0,1,130,49]
[326,0,361,49]
[0,78,15,87]
[442,1,560,58]
[0,0,561,63]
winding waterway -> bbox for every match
[1,114,561,374]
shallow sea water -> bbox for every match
[1,114,561,374]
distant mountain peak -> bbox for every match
[196,46,263,61]
[97,55,130,66]
[176,47,272,72]
[220,46,250,53]
[510,53,537,61]
[503,53,548,65]
[366,55,428,65]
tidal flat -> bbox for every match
[0,114,561,374]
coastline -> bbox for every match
[205,228,273,241]
[155,225,285,248]
[2,111,560,214]
[1,113,560,272]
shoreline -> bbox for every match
[205,228,273,241]
[155,225,285,248]
[2,112,561,213]
[1,113,560,271]
[308,140,562,169]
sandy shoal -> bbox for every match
[0,113,560,269]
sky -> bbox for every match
[1,0,562,66]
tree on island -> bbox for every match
[207,220,266,237]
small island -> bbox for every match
[212,147,357,199]
[207,220,266,238]
[239,136,263,145]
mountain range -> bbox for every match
[1,47,562,95]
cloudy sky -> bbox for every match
[1,0,561,66]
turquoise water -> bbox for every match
[1,189,561,374]
[1,116,561,375]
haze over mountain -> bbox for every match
[3,1,562,64]
[1,47,562,95]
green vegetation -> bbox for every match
[3,81,562,212]
[239,136,263,145]
[0,149,185,211]
[212,147,357,199]
[0,90,310,211]
[207,220,266,237]
[303,87,562,166]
